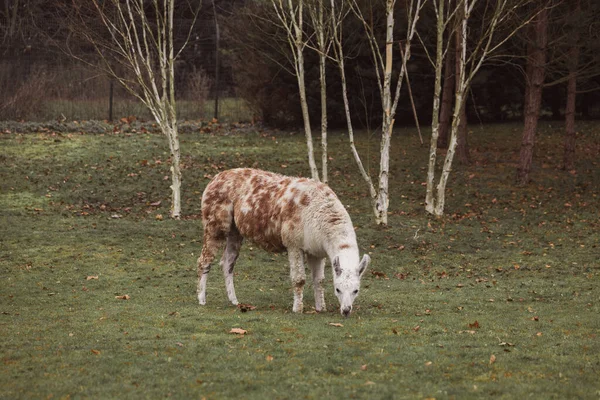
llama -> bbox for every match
[197,168,370,316]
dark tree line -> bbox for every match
[2,0,599,128]
[223,0,600,131]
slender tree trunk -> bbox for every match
[432,0,469,217]
[316,0,328,183]
[213,0,220,120]
[425,0,445,215]
[330,0,378,216]
[297,60,319,181]
[165,0,181,219]
[563,1,580,171]
[434,90,464,216]
[438,43,454,149]
[516,7,548,185]
[294,0,319,181]
[454,6,469,164]
[375,0,396,226]
[166,124,182,218]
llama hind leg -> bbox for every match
[197,233,224,305]
[308,255,326,312]
[221,227,243,305]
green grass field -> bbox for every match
[1,121,599,399]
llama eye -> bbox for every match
[353,289,359,295]
[336,288,341,294]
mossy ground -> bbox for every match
[1,122,599,399]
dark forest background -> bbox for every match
[1,0,599,126]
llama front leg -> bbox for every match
[308,255,326,312]
[221,228,243,306]
[288,249,306,313]
[197,233,223,305]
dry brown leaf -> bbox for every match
[115,295,130,300]
[468,320,480,329]
[266,355,274,362]
[237,303,257,312]
[328,323,344,327]
[86,275,99,280]
[90,349,101,355]
[361,364,368,371]
[489,354,496,365]
[229,328,247,335]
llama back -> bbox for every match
[201,168,350,254]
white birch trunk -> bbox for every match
[425,0,532,216]
[87,0,185,219]
[433,0,468,217]
[274,0,320,181]
[308,0,329,183]
[330,0,378,214]
[317,0,328,184]
[425,0,445,215]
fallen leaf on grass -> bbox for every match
[371,271,388,279]
[86,275,99,280]
[90,349,101,355]
[328,323,344,327]
[115,295,130,300]
[237,303,257,312]
[229,328,247,335]
[425,361,433,366]
[468,320,480,329]
[459,330,476,334]
[266,355,274,362]
[361,364,368,371]
[489,354,496,365]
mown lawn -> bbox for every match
[1,121,599,399]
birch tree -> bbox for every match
[307,0,333,183]
[425,0,535,216]
[340,0,425,225]
[271,0,320,181]
[69,0,199,219]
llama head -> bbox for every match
[332,254,370,317]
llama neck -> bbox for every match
[325,231,360,267]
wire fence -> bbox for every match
[0,15,252,124]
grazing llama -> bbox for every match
[197,168,369,316]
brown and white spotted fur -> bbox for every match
[197,168,370,316]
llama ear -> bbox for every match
[333,256,342,277]
[358,254,370,277]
